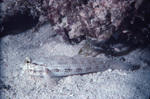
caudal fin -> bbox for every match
[108,61,140,71]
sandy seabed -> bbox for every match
[0,24,150,99]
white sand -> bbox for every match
[0,24,150,99]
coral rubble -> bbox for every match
[42,0,136,42]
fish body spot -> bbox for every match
[86,67,92,72]
[76,68,83,72]
[65,68,72,72]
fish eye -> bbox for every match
[25,57,32,63]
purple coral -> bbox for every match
[41,0,136,43]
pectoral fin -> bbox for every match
[43,68,56,86]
